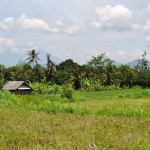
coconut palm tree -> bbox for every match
[26,49,40,68]
[45,53,55,81]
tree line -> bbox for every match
[0,49,150,90]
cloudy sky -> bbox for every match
[0,0,150,65]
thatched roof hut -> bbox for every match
[3,81,33,95]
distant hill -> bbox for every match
[0,51,63,67]
[112,59,150,68]
[113,60,122,66]
[127,59,139,68]
[0,51,150,68]
[127,59,150,68]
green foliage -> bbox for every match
[117,65,134,87]
[88,53,109,68]
[61,85,74,101]
[81,78,120,91]
[53,70,70,85]
[29,82,62,94]
[0,91,22,108]
[134,51,150,88]
[32,64,45,82]
[1,88,150,116]
[56,59,79,71]
[0,75,4,89]
[1,51,150,149]
[45,53,56,82]
[26,49,40,68]
[63,106,74,113]
[0,65,5,88]
[53,59,80,85]
[81,78,101,91]
[2,51,150,88]
[131,85,142,89]
[0,90,15,100]
[137,51,148,70]
[134,70,150,88]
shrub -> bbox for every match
[29,82,61,94]
[0,90,22,108]
[61,85,74,101]
[75,106,91,115]
[132,85,142,89]
[64,106,74,113]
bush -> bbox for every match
[131,85,142,89]
[29,82,62,94]
[0,90,22,108]
[61,85,74,101]
[64,106,74,113]
[81,78,121,91]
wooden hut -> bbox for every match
[2,81,33,95]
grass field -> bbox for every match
[0,89,150,149]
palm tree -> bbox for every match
[26,49,40,68]
[45,53,55,81]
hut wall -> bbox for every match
[12,89,32,95]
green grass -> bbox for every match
[0,89,150,117]
[0,89,150,149]
[74,88,150,101]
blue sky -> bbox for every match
[0,0,150,66]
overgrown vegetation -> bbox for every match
[0,89,150,117]
[1,51,150,89]
[0,88,150,149]
[1,50,150,149]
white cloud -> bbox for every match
[17,14,81,35]
[0,17,14,29]
[0,36,15,47]
[133,21,150,41]
[0,36,16,53]
[55,20,64,27]
[107,49,150,63]
[65,24,80,35]
[17,14,59,33]
[131,4,150,42]
[0,36,26,54]
[77,49,149,64]
[91,5,132,31]
[132,24,141,30]
[143,21,150,32]
[0,14,81,35]
[95,5,132,21]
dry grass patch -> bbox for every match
[0,109,150,150]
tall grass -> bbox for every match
[74,88,150,101]
[0,90,22,109]
[0,89,150,117]
[1,109,150,149]
[1,88,150,149]
[96,105,149,118]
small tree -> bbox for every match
[45,53,56,82]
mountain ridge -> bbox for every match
[0,51,63,67]
[0,51,150,67]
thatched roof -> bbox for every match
[2,81,31,91]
